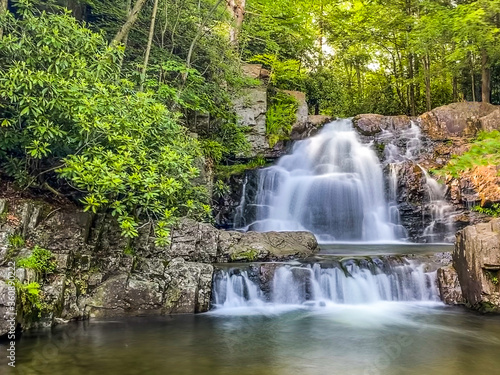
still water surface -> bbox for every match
[3,302,500,375]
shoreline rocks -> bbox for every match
[0,198,319,336]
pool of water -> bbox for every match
[4,303,500,375]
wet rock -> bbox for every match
[222,231,319,262]
[418,102,498,140]
[353,114,412,136]
[437,265,464,305]
[453,219,500,312]
[290,115,332,140]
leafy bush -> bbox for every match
[437,131,500,178]
[0,6,210,243]
[17,246,57,278]
[15,280,49,319]
[266,91,298,147]
[473,203,500,217]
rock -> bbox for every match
[290,115,332,140]
[169,219,219,263]
[282,90,308,127]
[85,274,164,318]
[222,231,318,262]
[418,102,498,140]
[437,265,464,305]
[457,165,500,206]
[453,219,500,312]
[480,109,500,132]
[241,63,263,80]
[164,258,213,314]
[233,87,268,156]
[353,114,412,136]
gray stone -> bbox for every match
[437,265,464,305]
[453,219,500,312]
[418,102,498,140]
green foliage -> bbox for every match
[485,270,499,286]
[17,245,57,278]
[266,91,298,147]
[7,234,25,250]
[199,122,251,165]
[15,280,50,319]
[216,157,267,179]
[0,8,210,243]
[437,131,500,178]
[213,179,231,199]
[250,54,307,90]
[473,203,500,217]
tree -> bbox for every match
[0,6,210,242]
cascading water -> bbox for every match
[237,119,400,242]
[420,168,456,242]
[212,258,439,309]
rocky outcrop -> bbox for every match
[0,198,319,336]
[452,165,500,206]
[437,265,464,305]
[290,115,332,140]
[453,219,500,312]
[353,114,412,136]
[480,109,500,132]
[418,102,498,140]
[233,86,269,155]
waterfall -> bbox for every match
[420,168,456,242]
[237,119,397,242]
[212,259,439,309]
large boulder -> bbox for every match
[219,230,319,262]
[353,114,412,136]
[453,219,500,312]
[418,102,498,140]
[480,109,500,132]
[290,115,332,141]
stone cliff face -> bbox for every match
[0,198,318,336]
[452,219,500,312]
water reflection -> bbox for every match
[2,304,500,375]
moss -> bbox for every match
[216,157,267,179]
[478,301,499,313]
[485,270,499,285]
[230,248,259,262]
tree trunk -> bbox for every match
[185,0,225,80]
[470,54,476,102]
[226,0,246,46]
[423,54,431,112]
[453,76,458,102]
[112,0,148,45]
[481,48,491,103]
[140,0,159,91]
[0,0,8,39]
[408,53,416,116]
[118,0,133,72]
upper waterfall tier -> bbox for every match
[237,119,402,242]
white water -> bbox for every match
[420,168,456,242]
[212,260,439,311]
[240,119,398,242]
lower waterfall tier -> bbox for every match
[212,257,439,310]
